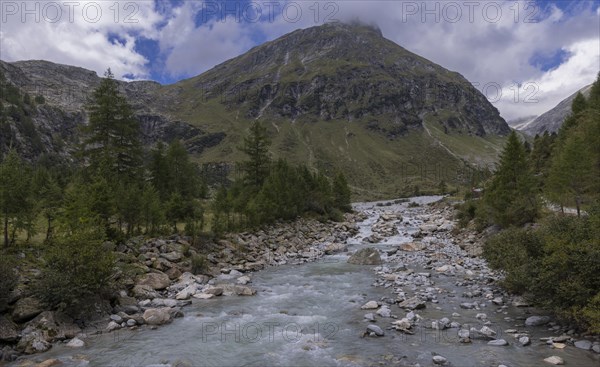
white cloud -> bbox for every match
[0,0,163,79]
[1,0,598,120]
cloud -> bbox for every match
[0,1,163,79]
[1,0,598,120]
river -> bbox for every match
[18,197,600,366]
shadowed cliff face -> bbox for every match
[0,22,510,197]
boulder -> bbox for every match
[161,252,182,262]
[361,301,379,310]
[347,248,382,265]
[574,340,592,350]
[234,285,256,296]
[66,337,85,348]
[175,284,197,300]
[398,297,426,310]
[24,311,81,342]
[137,271,171,290]
[12,297,44,323]
[0,315,19,342]
[142,308,172,325]
[525,316,550,327]
[132,284,159,299]
[366,324,384,336]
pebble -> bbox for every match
[488,339,508,346]
[366,324,384,336]
[519,336,531,346]
[543,356,564,365]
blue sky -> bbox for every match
[1,0,599,120]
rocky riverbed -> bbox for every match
[2,196,599,366]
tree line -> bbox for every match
[458,73,600,332]
[0,69,352,248]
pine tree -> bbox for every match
[240,121,271,188]
[82,69,141,182]
[332,172,352,212]
[0,150,32,247]
[483,131,539,227]
[571,92,588,115]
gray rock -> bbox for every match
[364,313,375,322]
[66,337,85,348]
[432,355,447,365]
[366,324,384,336]
[126,318,137,327]
[132,284,159,299]
[106,321,121,331]
[142,307,172,325]
[574,340,592,350]
[361,301,379,310]
[324,243,347,254]
[160,251,182,262]
[488,339,508,346]
[519,336,531,346]
[137,271,171,290]
[458,329,470,339]
[592,344,600,353]
[398,296,426,310]
[543,356,564,365]
[12,297,44,323]
[347,248,382,265]
[525,316,550,326]
[376,306,391,318]
[0,315,19,342]
[110,314,123,323]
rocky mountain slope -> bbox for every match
[0,22,511,198]
[519,84,593,136]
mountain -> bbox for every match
[0,22,511,199]
[519,84,593,136]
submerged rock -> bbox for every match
[348,248,382,265]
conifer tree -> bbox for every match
[240,121,271,188]
[82,69,141,182]
[483,131,539,227]
[0,150,32,247]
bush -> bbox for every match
[483,227,543,293]
[484,211,600,333]
[191,254,208,275]
[34,229,115,312]
[456,200,478,228]
[0,254,18,309]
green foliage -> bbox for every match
[191,254,208,275]
[455,200,478,228]
[81,68,142,182]
[332,172,352,212]
[34,229,115,312]
[0,150,34,247]
[0,253,17,310]
[545,78,600,215]
[483,227,543,293]
[482,131,539,227]
[34,95,45,105]
[240,121,271,188]
[483,209,600,332]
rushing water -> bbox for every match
[19,197,600,366]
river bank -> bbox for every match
[3,196,599,366]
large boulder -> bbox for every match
[137,271,171,290]
[525,316,550,326]
[23,311,81,342]
[142,307,172,325]
[12,297,44,323]
[0,315,19,342]
[132,284,159,299]
[347,248,382,265]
